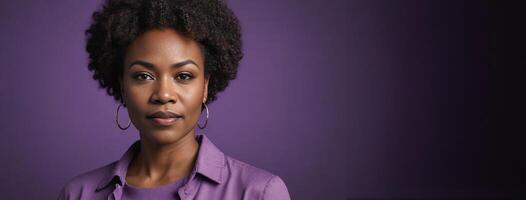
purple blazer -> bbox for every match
[58,134,291,200]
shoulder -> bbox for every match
[224,156,291,200]
[57,161,117,199]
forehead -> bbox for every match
[124,28,203,66]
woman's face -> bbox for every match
[121,28,208,145]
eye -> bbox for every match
[133,73,154,80]
[176,73,193,81]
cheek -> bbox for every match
[178,95,196,116]
[179,85,205,117]
[125,86,148,104]
[122,84,150,117]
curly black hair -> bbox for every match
[85,0,243,105]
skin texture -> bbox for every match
[119,28,209,188]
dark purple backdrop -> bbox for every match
[1,0,523,199]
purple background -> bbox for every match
[0,0,523,199]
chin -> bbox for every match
[140,126,193,145]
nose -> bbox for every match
[150,76,177,104]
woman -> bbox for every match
[58,0,291,199]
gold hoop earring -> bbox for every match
[116,103,131,130]
[198,102,209,129]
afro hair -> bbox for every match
[85,0,243,105]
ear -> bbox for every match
[203,76,209,103]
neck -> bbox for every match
[128,130,199,185]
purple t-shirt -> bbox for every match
[122,175,187,200]
[58,134,291,200]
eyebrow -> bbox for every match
[128,59,199,70]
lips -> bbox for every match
[146,111,182,126]
[146,111,182,119]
